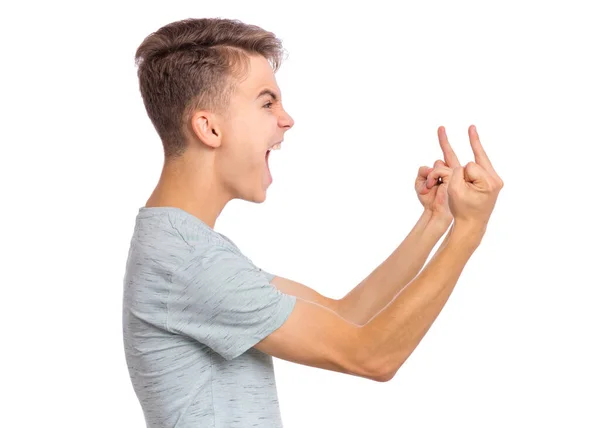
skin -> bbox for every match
[145,54,295,228]
[415,126,458,221]
[145,52,464,229]
[334,126,485,328]
[142,48,504,382]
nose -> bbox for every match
[279,108,294,130]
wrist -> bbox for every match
[450,220,486,249]
[424,209,453,230]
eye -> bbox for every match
[263,101,273,109]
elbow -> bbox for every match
[371,362,398,383]
[363,344,406,383]
[374,374,393,383]
[353,328,396,383]
[358,349,399,383]
[354,360,391,383]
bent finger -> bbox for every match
[418,165,434,179]
[433,159,446,168]
[427,166,453,187]
[464,161,492,188]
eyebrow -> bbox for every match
[255,88,279,102]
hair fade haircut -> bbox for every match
[134,18,287,158]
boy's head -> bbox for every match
[135,18,294,203]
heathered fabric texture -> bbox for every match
[122,206,297,428]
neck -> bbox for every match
[144,155,230,230]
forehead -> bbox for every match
[236,55,281,100]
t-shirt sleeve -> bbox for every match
[259,268,276,282]
[166,245,296,361]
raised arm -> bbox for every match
[253,222,480,383]
[254,125,503,383]
[357,222,482,380]
[360,125,504,378]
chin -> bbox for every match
[239,186,268,204]
[255,187,268,203]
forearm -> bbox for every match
[360,223,482,379]
[337,210,452,326]
[427,219,454,263]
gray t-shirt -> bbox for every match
[122,206,297,428]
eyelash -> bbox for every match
[263,101,273,109]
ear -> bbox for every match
[189,110,222,149]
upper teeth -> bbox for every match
[269,142,282,151]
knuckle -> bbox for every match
[493,176,504,189]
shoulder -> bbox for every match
[172,241,256,283]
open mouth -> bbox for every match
[265,149,272,180]
[265,142,280,182]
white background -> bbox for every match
[1,0,599,427]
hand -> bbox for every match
[438,125,504,231]
[415,159,452,223]
[416,125,465,224]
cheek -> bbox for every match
[225,118,272,167]
[235,142,266,171]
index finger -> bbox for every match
[437,126,461,168]
[468,125,498,175]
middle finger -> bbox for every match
[437,126,461,168]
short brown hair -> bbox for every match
[134,18,287,158]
